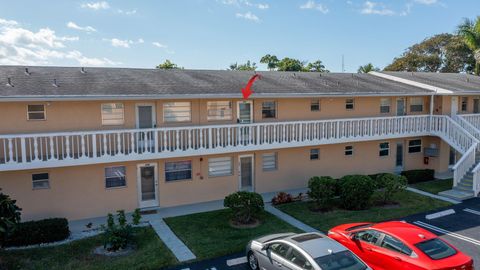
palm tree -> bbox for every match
[260,54,279,71]
[358,63,380,73]
[457,16,480,75]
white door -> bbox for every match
[451,96,458,116]
[136,103,156,149]
[239,155,254,191]
[137,163,159,208]
[237,101,253,124]
[395,142,404,172]
[396,98,406,116]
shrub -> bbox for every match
[224,191,264,224]
[378,174,408,204]
[102,210,134,251]
[0,190,22,247]
[4,218,69,247]
[339,175,376,210]
[401,169,434,184]
[271,192,293,205]
[132,208,142,225]
[307,176,337,210]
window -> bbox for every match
[380,234,412,256]
[105,166,126,188]
[165,161,192,181]
[32,173,49,189]
[380,98,391,113]
[27,104,46,120]
[310,149,320,160]
[461,97,468,112]
[345,98,355,110]
[311,99,320,111]
[207,101,233,121]
[415,238,457,260]
[286,248,313,270]
[262,101,276,119]
[345,145,354,156]
[379,142,389,157]
[208,157,233,177]
[410,97,424,112]
[269,243,290,258]
[101,103,124,125]
[408,139,422,153]
[315,251,367,270]
[262,153,277,171]
[355,230,381,245]
[164,102,191,122]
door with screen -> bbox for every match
[239,155,254,191]
[137,163,158,208]
[396,98,406,116]
[136,104,156,150]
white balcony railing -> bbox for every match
[0,115,477,181]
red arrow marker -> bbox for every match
[242,74,261,100]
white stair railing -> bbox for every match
[452,143,477,187]
[472,162,480,196]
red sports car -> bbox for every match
[328,221,473,270]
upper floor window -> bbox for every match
[207,101,232,121]
[27,104,46,120]
[408,139,422,153]
[165,160,192,181]
[101,103,124,125]
[380,98,391,113]
[262,152,278,171]
[345,98,354,110]
[164,102,191,123]
[379,142,389,157]
[262,101,276,119]
[208,157,233,177]
[311,99,320,111]
[461,97,468,112]
[32,173,50,189]
[410,97,424,112]
[105,166,126,188]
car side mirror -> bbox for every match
[350,234,358,240]
[261,244,269,251]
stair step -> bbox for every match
[439,189,474,201]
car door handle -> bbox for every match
[365,247,372,251]
[394,257,402,261]
[274,261,283,267]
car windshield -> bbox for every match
[314,250,367,270]
[415,238,457,260]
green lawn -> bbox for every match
[410,179,453,194]
[276,190,451,233]
[0,227,177,270]
[164,209,302,260]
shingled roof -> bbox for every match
[0,66,434,101]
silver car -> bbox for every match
[246,232,372,270]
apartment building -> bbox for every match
[1,66,480,221]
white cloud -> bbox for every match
[152,42,167,48]
[360,1,395,16]
[117,9,137,15]
[66,21,97,33]
[81,1,110,10]
[0,18,118,66]
[220,0,269,9]
[236,11,260,22]
[414,0,437,4]
[104,38,144,48]
[300,0,329,13]
[0,18,18,26]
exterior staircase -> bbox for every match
[439,151,480,201]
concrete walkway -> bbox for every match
[406,187,461,204]
[149,217,196,262]
[265,204,320,233]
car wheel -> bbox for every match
[248,251,259,270]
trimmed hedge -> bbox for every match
[339,175,376,210]
[308,176,337,210]
[5,218,69,247]
[401,169,434,184]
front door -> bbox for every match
[137,163,159,208]
[474,98,480,114]
[396,142,404,172]
[396,98,406,116]
[451,96,458,116]
[239,155,254,191]
[136,104,156,149]
[237,101,253,124]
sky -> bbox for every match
[0,0,478,72]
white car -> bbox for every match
[246,232,371,270]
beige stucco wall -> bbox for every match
[0,136,449,221]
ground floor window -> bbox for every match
[208,157,233,177]
[262,152,278,171]
[379,142,389,157]
[310,149,320,160]
[449,147,456,166]
[105,166,126,188]
[408,139,422,153]
[345,145,354,156]
[165,161,192,181]
[32,173,49,189]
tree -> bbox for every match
[156,60,181,69]
[457,16,480,75]
[228,61,257,71]
[260,54,279,71]
[276,57,305,71]
[384,33,475,73]
[358,63,380,73]
[224,191,264,224]
[305,60,329,73]
[0,190,21,246]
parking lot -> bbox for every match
[169,198,480,270]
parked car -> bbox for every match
[246,232,371,270]
[328,221,474,270]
